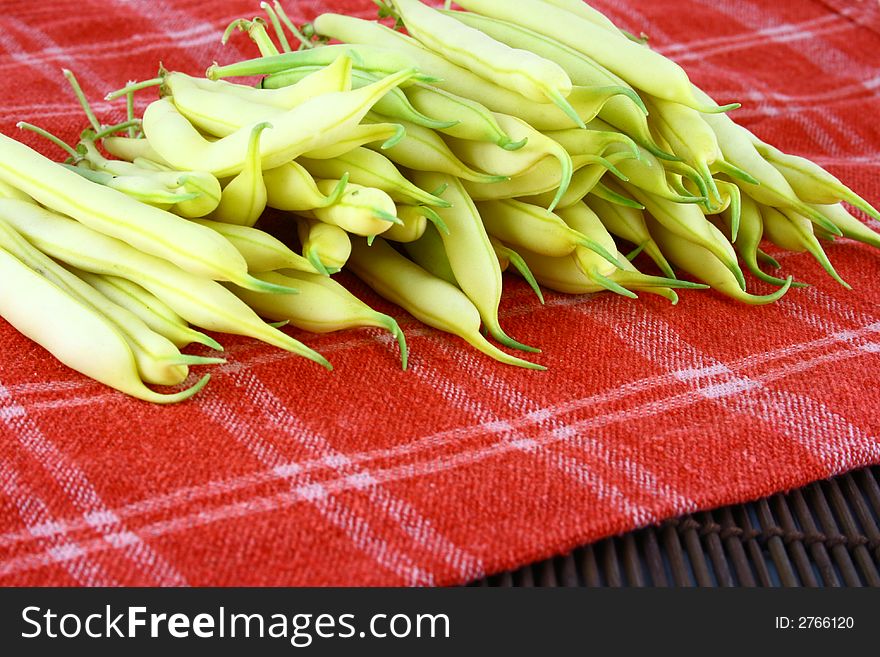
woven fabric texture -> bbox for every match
[0,0,878,586]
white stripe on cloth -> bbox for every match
[2,299,879,554]
[408,334,691,528]
[1,331,877,579]
[581,295,880,470]
[662,14,843,56]
[0,383,189,585]
[0,459,117,586]
[687,0,876,152]
[198,368,467,586]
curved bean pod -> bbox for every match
[0,246,209,404]
[82,273,224,351]
[307,180,398,237]
[312,14,591,130]
[454,0,709,110]
[405,84,524,148]
[349,237,543,369]
[391,0,580,124]
[762,206,849,288]
[190,218,317,274]
[0,200,330,368]
[143,68,417,177]
[264,162,347,212]
[298,147,449,207]
[445,112,572,211]
[489,236,544,304]
[700,110,842,237]
[810,202,880,250]
[0,134,274,290]
[300,121,405,159]
[383,204,429,243]
[616,180,746,289]
[207,43,435,84]
[477,198,619,264]
[402,223,459,286]
[0,217,222,386]
[197,52,352,111]
[363,114,506,184]
[209,122,270,226]
[645,213,793,304]
[752,139,880,222]
[234,270,408,370]
[585,193,675,278]
[513,245,705,296]
[410,171,538,352]
[263,65,457,131]
[295,216,352,275]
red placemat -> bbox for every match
[0,0,879,586]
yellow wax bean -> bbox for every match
[477,198,618,264]
[262,65,457,132]
[810,202,880,250]
[405,83,524,148]
[233,270,408,369]
[556,201,637,299]
[209,122,270,227]
[513,245,704,297]
[61,265,226,386]
[0,134,271,291]
[0,217,222,386]
[616,180,746,289]
[0,246,209,404]
[700,109,842,236]
[751,139,880,222]
[0,178,34,203]
[586,193,675,278]
[298,147,449,207]
[349,237,543,369]
[299,122,404,160]
[87,143,222,219]
[383,204,429,243]
[409,171,537,353]
[295,215,352,275]
[516,152,633,209]
[142,68,416,177]
[762,206,849,288]
[445,112,572,211]
[454,0,708,110]
[643,95,724,201]
[438,10,674,158]
[713,195,793,289]
[190,218,316,274]
[0,199,330,368]
[488,236,545,304]
[363,113,506,183]
[165,72,285,139]
[307,180,398,237]
[402,223,459,286]
[543,126,639,160]
[312,14,587,130]
[83,273,223,351]
[196,52,351,111]
[264,162,348,212]
[645,213,793,304]
[390,0,580,123]
[207,43,433,86]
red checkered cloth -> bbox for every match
[1,0,879,586]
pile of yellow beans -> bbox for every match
[1,0,878,402]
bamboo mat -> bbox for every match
[470,466,880,586]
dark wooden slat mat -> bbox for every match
[469,466,880,587]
